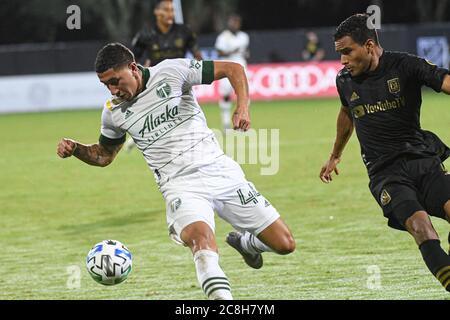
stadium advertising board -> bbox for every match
[0,61,342,113]
[194,61,342,102]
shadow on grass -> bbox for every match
[58,209,162,235]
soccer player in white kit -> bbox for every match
[215,14,250,131]
[57,43,295,300]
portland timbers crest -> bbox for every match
[156,82,172,98]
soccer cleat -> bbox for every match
[226,232,263,269]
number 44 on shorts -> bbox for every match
[237,184,261,205]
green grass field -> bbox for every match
[1,92,449,300]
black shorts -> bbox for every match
[369,156,450,231]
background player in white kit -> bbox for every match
[56,43,295,300]
[215,14,250,131]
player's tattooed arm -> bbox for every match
[441,74,450,95]
[73,142,123,167]
[57,138,123,167]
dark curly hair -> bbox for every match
[95,43,135,73]
[334,14,379,46]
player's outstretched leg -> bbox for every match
[407,211,450,292]
[219,95,232,131]
[226,218,295,269]
[181,221,233,300]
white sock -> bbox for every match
[240,231,274,255]
[193,250,233,300]
[219,100,232,130]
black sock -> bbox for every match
[419,239,450,292]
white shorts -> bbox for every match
[160,155,280,245]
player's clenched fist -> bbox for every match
[57,138,78,158]
[232,107,251,131]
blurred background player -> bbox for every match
[131,0,202,67]
[215,14,250,131]
[302,31,325,61]
[126,0,203,151]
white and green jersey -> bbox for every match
[99,59,223,186]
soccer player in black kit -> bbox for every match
[131,0,202,67]
[320,14,450,292]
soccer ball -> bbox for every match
[86,240,132,286]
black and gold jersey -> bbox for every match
[132,23,199,66]
[336,51,450,176]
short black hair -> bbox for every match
[154,0,172,10]
[334,14,379,46]
[95,43,135,73]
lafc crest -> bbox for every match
[380,189,392,206]
[387,78,400,94]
